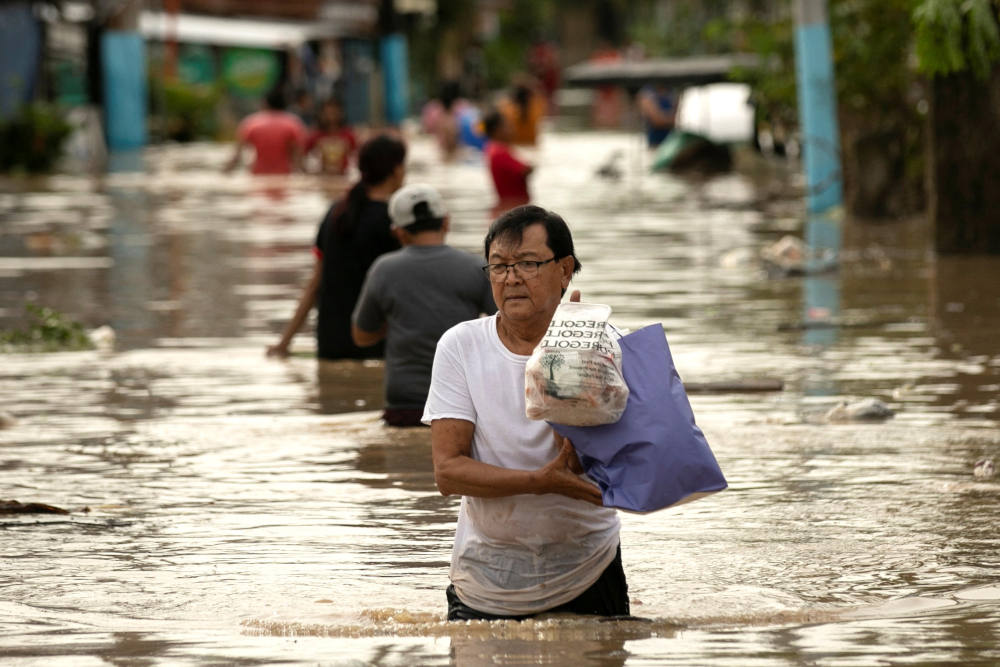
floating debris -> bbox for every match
[0,499,70,515]
[594,150,624,180]
[973,458,995,480]
[685,379,784,394]
[760,235,838,277]
[88,324,116,351]
[824,398,895,423]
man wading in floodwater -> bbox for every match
[350,184,496,427]
[422,205,628,620]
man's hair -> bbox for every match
[402,200,445,234]
[484,205,581,274]
[265,88,286,111]
[439,80,461,111]
[482,108,505,139]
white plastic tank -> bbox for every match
[675,82,755,144]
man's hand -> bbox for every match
[539,433,603,506]
[553,430,585,474]
[569,289,581,303]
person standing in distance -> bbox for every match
[422,205,628,620]
[483,109,533,218]
[351,184,497,427]
[267,134,406,360]
[637,84,676,148]
[224,89,307,174]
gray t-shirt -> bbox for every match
[353,244,497,410]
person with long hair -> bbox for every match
[267,134,407,360]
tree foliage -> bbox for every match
[482,0,553,90]
[0,103,71,173]
[914,0,1000,79]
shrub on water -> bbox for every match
[0,104,72,174]
[0,304,94,352]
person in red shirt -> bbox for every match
[483,109,533,217]
[305,98,358,175]
[225,89,307,175]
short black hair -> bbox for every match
[265,88,286,110]
[402,200,445,233]
[439,80,461,111]
[482,108,504,139]
[484,205,581,274]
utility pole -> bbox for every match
[793,1,842,350]
[101,0,147,150]
[379,0,409,126]
[793,0,842,214]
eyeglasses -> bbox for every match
[482,257,560,282]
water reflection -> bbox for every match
[802,212,841,351]
[107,150,156,348]
[315,359,384,414]
[448,634,630,667]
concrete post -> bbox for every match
[794,1,843,353]
[793,0,842,214]
[377,0,408,126]
[101,0,146,150]
[101,31,147,150]
[380,33,409,126]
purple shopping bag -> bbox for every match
[550,324,727,512]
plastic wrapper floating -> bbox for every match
[525,302,629,426]
[551,324,727,513]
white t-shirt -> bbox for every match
[422,313,621,616]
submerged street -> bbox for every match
[1,131,999,665]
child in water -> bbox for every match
[305,99,358,175]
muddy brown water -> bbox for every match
[1,132,998,665]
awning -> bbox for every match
[139,10,376,49]
[563,54,760,89]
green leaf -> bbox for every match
[965,0,1000,78]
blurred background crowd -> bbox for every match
[2,0,998,249]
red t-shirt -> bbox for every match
[486,140,530,204]
[305,127,358,175]
[236,111,306,174]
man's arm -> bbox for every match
[351,322,387,347]
[431,418,603,505]
[290,132,306,173]
[267,256,322,357]
[223,140,246,173]
[351,268,386,347]
[638,90,675,129]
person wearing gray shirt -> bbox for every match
[352,184,497,426]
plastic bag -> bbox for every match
[525,302,629,426]
[550,323,727,513]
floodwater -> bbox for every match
[1,130,999,666]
